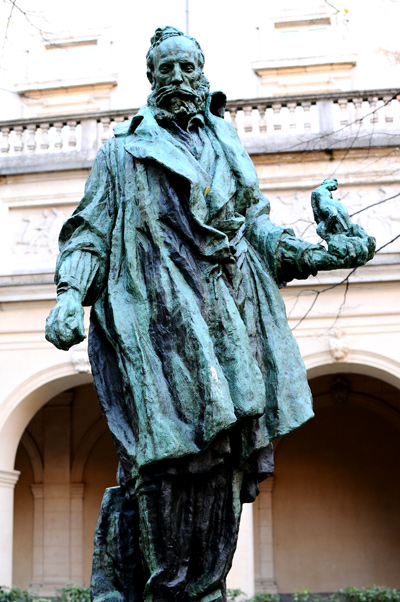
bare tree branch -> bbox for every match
[350,192,400,217]
[273,90,400,158]
[375,232,400,253]
[0,0,16,68]
[3,0,51,36]
[290,232,400,331]
[324,0,340,14]
[290,268,356,331]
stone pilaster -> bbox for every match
[255,477,278,593]
[70,483,85,584]
[0,469,20,586]
[227,503,255,598]
[30,484,44,590]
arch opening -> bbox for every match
[12,383,118,593]
[0,366,93,472]
[268,371,400,592]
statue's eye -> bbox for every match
[182,63,195,72]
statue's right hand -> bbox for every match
[45,289,86,351]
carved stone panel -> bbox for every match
[7,206,71,272]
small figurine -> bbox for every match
[311,178,354,240]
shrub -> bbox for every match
[249,594,281,602]
[0,587,35,602]
[337,587,400,602]
[55,584,90,602]
[0,584,91,602]
[2,584,399,602]
[228,587,400,602]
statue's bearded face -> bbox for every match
[148,36,209,123]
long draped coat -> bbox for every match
[55,92,315,485]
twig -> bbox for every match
[290,230,400,331]
[350,192,400,217]
[0,0,16,68]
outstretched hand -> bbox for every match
[309,230,376,273]
[45,289,86,351]
[327,231,376,269]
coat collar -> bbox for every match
[118,91,259,211]
[118,92,225,184]
[121,105,208,187]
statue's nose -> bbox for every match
[171,64,183,84]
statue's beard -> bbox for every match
[148,75,210,125]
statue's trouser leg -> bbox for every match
[91,486,146,602]
[135,457,244,602]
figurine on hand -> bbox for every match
[311,178,376,268]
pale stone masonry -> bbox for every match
[1,0,400,595]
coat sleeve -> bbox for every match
[55,144,116,305]
[245,195,326,287]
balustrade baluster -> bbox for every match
[272,103,282,132]
[352,97,363,127]
[228,107,238,130]
[369,96,379,124]
[40,124,50,151]
[338,98,349,126]
[287,102,297,130]
[112,116,125,139]
[101,117,112,143]
[1,127,10,154]
[383,95,394,125]
[301,101,312,131]
[257,105,267,134]
[243,105,253,133]
[397,95,400,126]
[26,124,37,153]
[54,122,64,151]
[13,126,24,153]
[67,121,78,148]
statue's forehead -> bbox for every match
[154,36,199,64]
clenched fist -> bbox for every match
[45,289,86,351]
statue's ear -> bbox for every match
[147,70,153,85]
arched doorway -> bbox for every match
[256,372,400,592]
[12,383,118,593]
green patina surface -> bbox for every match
[45,100,374,477]
[45,25,375,602]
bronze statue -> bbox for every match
[46,26,375,602]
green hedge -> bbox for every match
[0,584,90,602]
[1,585,399,602]
[227,587,400,602]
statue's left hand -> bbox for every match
[327,232,376,269]
[310,231,376,273]
[45,289,86,351]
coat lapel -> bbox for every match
[123,106,210,191]
[118,95,261,222]
[204,96,261,213]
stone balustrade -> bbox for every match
[0,89,399,160]
[0,109,138,158]
[224,88,400,137]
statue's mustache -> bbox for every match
[155,84,199,104]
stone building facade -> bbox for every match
[0,0,399,596]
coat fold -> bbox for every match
[56,98,314,482]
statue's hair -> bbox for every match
[146,26,205,84]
